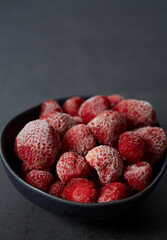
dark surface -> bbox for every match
[2,98,167,222]
[0,0,167,239]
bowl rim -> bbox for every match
[1,98,167,208]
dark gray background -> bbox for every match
[0,1,167,239]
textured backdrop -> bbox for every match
[0,1,167,239]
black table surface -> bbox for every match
[1,1,167,239]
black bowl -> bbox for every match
[0,96,167,221]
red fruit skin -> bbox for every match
[79,95,110,124]
[39,99,63,118]
[73,116,84,124]
[124,161,153,192]
[118,131,145,164]
[63,97,85,116]
[108,94,124,108]
[61,178,97,203]
[14,120,61,170]
[134,127,167,165]
[25,170,54,192]
[98,182,129,203]
[85,145,124,185]
[56,152,89,184]
[113,99,157,130]
[20,161,34,176]
[40,111,76,138]
[61,124,96,156]
[48,180,66,197]
[88,110,126,148]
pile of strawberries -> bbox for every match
[14,95,167,203]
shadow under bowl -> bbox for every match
[0,96,167,221]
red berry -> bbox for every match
[88,110,126,147]
[48,180,66,197]
[98,182,129,203]
[113,99,157,129]
[61,124,96,156]
[61,178,97,203]
[134,127,167,165]
[20,161,34,176]
[85,146,123,185]
[108,94,124,108]
[124,161,153,192]
[40,111,76,138]
[79,95,110,124]
[63,97,85,116]
[25,170,54,192]
[118,132,145,164]
[73,116,84,124]
[56,152,89,184]
[40,99,63,118]
[14,120,61,170]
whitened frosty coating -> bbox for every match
[79,95,110,123]
[40,112,76,138]
[56,152,89,184]
[88,110,126,147]
[25,169,54,192]
[124,161,153,192]
[49,180,66,197]
[40,99,63,118]
[134,127,167,165]
[61,124,96,156]
[114,99,156,129]
[85,145,124,185]
[15,120,61,169]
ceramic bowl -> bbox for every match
[0,96,167,221]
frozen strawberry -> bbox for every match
[25,170,54,192]
[88,110,126,147]
[73,116,84,124]
[20,161,34,176]
[56,152,89,184]
[118,131,145,164]
[14,120,61,170]
[49,180,66,197]
[61,178,97,203]
[85,146,123,185]
[113,99,156,129]
[134,127,167,165]
[98,182,129,203]
[108,94,124,108]
[39,99,63,118]
[63,97,85,116]
[79,95,110,124]
[124,161,153,192]
[40,111,76,138]
[61,124,96,156]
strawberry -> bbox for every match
[98,182,129,202]
[63,97,85,116]
[108,94,124,108]
[113,99,156,129]
[39,99,63,118]
[14,120,61,169]
[61,178,97,203]
[56,152,89,184]
[49,180,66,197]
[124,161,153,192]
[88,110,126,147]
[85,145,123,185]
[79,95,110,124]
[40,111,76,138]
[25,170,54,192]
[61,124,96,156]
[118,131,145,164]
